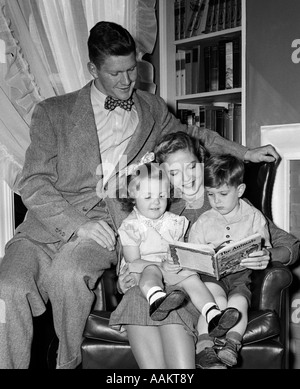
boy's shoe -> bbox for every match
[196,347,227,369]
[150,289,187,321]
[217,338,241,367]
[208,307,241,338]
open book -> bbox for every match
[169,233,261,280]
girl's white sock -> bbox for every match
[146,286,166,305]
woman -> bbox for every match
[110,132,299,369]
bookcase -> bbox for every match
[159,0,246,145]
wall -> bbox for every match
[246,0,300,147]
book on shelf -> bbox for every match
[204,45,211,92]
[186,0,203,38]
[211,0,220,33]
[231,0,238,28]
[225,40,233,89]
[178,50,186,95]
[225,102,234,141]
[218,40,226,90]
[177,103,201,127]
[204,0,215,33]
[176,52,182,96]
[233,102,242,143]
[192,0,209,37]
[180,0,186,39]
[209,44,219,91]
[198,0,210,34]
[218,0,226,31]
[174,0,181,40]
[236,0,242,27]
[185,49,193,95]
[192,45,201,94]
[225,0,232,29]
[169,233,262,281]
[233,37,241,88]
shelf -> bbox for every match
[176,88,242,104]
[175,27,242,49]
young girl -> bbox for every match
[116,157,240,336]
[188,154,272,367]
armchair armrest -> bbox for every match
[92,266,121,312]
[250,262,292,314]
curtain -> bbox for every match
[0,0,157,190]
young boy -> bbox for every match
[189,154,272,367]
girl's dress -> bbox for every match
[109,195,211,341]
[118,207,196,285]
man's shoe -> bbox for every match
[217,338,241,367]
[196,347,227,369]
[208,307,241,338]
[150,289,187,321]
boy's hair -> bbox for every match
[154,131,208,164]
[117,162,172,212]
[204,154,245,188]
[88,21,136,68]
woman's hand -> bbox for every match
[117,264,137,294]
[240,248,270,270]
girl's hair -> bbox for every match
[154,131,208,163]
[204,154,245,188]
[88,21,136,69]
[117,162,172,212]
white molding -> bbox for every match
[261,123,300,232]
[158,0,168,101]
[0,179,14,261]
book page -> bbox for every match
[169,241,216,277]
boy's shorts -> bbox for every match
[200,269,252,306]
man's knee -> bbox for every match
[48,238,117,286]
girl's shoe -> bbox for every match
[150,289,187,321]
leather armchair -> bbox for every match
[81,161,294,369]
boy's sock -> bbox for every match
[146,286,166,305]
[196,334,214,354]
[196,334,227,369]
[226,331,242,344]
[216,331,242,367]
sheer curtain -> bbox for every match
[0,0,157,257]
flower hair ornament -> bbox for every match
[124,151,155,176]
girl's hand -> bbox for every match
[240,248,270,270]
[161,255,182,273]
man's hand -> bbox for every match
[244,144,280,163]
[76,220,116,251]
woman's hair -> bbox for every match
[154,131,208,164]
[117,162,172,213]
[88,21,136,68]
[204,154,245,188]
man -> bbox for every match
[0,21,280,369]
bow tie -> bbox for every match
[104,96,134,111]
